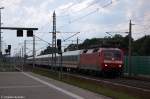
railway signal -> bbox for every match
[5,45,11,55]
[5,49,9,53]
[27,30,33,37]
[17,29,34,37]
[57,39,62,54]
[57,39,63,80]
[17,30,23,37]
[8,45,11,50]
[0,27,38,37]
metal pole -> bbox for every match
[0,7,4,71]
[0,7,4,56]
[22,46,24,71]
[54,12,57,72]
[128,20,132,76]
[59,55,61,80]
[60,53,62,80]
[19,48,22,70]
[33,35,35,69]
[77,37,79,50]
[52,11,56,71]
[24,40,26,69]
[59,52,63,80]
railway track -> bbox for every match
[60,71,150,99]
[23,65,150,93]
[63,72,150,93]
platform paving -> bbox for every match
[0,72,111,99]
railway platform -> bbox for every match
[0,72,111,99]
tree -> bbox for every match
[40,34,150,56]
[40,46,57,55]
[134,35,150,56]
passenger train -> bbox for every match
[27,48,124,77]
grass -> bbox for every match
[0,62,16,72]
[33,67,140,99]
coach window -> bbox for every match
[67,56,70,61]
[73,56,75,61]
[63,56,66,61]
[75,56,77,61]
[70,56,73,61]
[64,56,67,61]
[72,56,74,61]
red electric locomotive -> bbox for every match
[79,48,124,76]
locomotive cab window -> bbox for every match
[103,50,122,61]
[104,52,113,60]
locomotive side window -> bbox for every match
[83,49,88,53]
[99,52,101,56]
[93,48,99,53]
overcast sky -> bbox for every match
[0,0,150,56]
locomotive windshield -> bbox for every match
[103,50,122,61]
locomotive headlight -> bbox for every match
[105,64,108,67]
[118,65,122,67]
